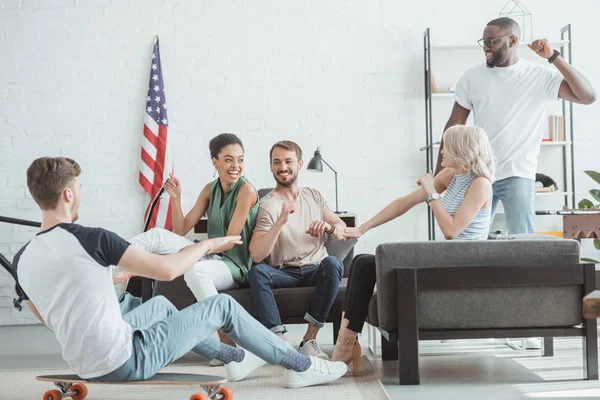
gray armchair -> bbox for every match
[365,237,598,385]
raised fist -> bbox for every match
[278,199,297,225]
[527,39,553,59]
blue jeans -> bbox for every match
[247,256,344,334]
[118,292,142,315]
[491,177,535,234]
[92,293,288,382]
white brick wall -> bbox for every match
[1,0,599,325]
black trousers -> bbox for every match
[343,254,377,333]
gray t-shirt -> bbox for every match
[254,187,329,267]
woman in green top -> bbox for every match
[163,133,259,346]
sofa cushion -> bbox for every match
[153,275,348,321]
[223,278,347,319]
[374,239,582,331]
[418,286,582,329]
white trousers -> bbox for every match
[128,228,237,302]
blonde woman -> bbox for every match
[330,125,495,374]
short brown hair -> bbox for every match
[26,157,81,210]
[269,141,303,162]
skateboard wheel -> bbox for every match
[189,394,207,400]
[43,389,63,400]
[71,383,88,400]
[219,387,233,400]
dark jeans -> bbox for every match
[247,256,344,334]
[344,254,377,333]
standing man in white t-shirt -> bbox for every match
[435,17,596,234]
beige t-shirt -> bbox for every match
[254,187,329,267]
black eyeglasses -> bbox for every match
[478,35,511,48]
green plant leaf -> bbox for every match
[579,199,595,208]
[595,238,600,250]
[590,189,600,203]
[581,258,600,263]
[584,170,600,186]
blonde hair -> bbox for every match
[442,125,495,182]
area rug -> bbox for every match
[1,355,389,399]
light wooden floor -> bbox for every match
[2,323,600,399]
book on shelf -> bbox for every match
[548,115,564,141]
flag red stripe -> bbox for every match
[139,173,153,195]
[141,148,155,171]
[151,125,168,195]
[144,124,159,148]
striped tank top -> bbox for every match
[441,171,491,240]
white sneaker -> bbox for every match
[298,339,329,360]
[225,350,267,382]
[284,356,347,388]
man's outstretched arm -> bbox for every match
[118,236,241,281]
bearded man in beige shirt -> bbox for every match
[248,140,347,360]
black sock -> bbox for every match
[280,349,311,372]
[215,344,244,364]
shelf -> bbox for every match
[540,141,571,146]
[429,141,571,148]
[536,191,572,196]
[431,40,569,51]
[432,93,455,99]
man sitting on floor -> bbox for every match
[12,156,346,388]
[248,141,347,359]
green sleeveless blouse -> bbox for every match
[207,176,258,284]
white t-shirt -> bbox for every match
[454,59,563,181]
[13,223,132,379]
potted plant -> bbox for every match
[578,170,600,263]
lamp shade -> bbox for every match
[307,149,323,172]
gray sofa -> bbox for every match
[152,236,357,343]
[149,187,357,342]
[365,237,598,385]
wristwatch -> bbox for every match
[427,192,441,204]
[548,49,561,64]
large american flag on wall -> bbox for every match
[139,38,173,231]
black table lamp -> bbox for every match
[307,147,343,213]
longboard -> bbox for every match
[36,373,231,400]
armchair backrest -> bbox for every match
[375,238,582,331]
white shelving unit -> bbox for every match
[429,141,572,147]
[431,40,569,52]
[422,26,576,239]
